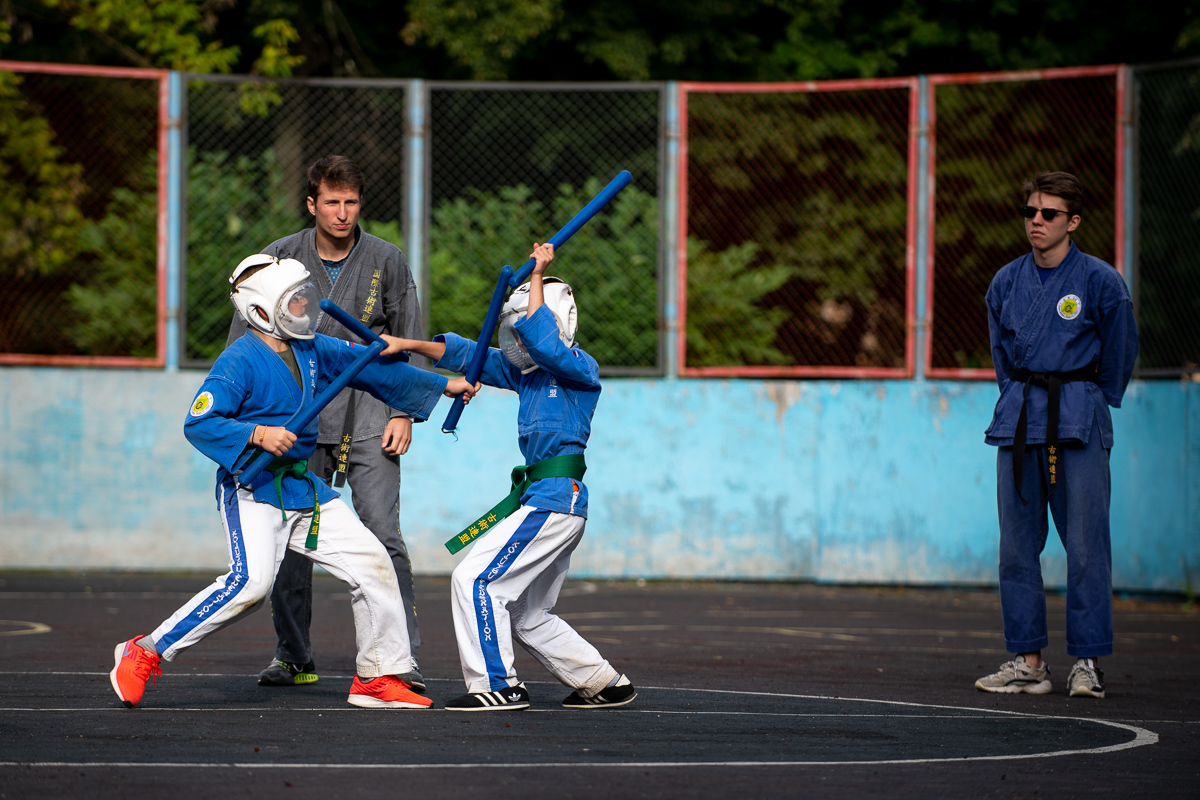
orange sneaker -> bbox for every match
[109,636,162,708]
[347,675,433,709]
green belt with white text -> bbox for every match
[444,453,587,555]
[267,457,321,550]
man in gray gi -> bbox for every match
[226,155,427,690]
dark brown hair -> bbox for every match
[307,155,365,201]
[1022,171,1083,216]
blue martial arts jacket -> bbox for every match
[185,330,447,509]
[435,304,601,518]
[984,242,1137,448]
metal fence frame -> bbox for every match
[175,72,415,369]
[1125,57,1200,378]
[4,60,1194,377]
[0,60,172,368]
[676,77,920,379]
[422,80,668,377]
[922,65,1128,381]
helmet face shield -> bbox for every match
[230,255,316,340]
[276,281,319,339]
[498,308,537,374]
[496,277,577,374]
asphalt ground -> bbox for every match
[0,571,1196,799]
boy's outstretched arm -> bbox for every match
[381,336,446,361]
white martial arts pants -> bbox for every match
[150,478,414,678]
[451,505,618,695]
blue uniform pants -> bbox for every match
[996,429,1113,658]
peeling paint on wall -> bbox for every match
[1,369,1194,592]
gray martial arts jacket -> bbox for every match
[226,226,427,445]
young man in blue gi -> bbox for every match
[110,254,477,710]
[380,242,636,711]
[975,172,1138,699]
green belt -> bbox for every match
[267,457,321,550]
[445,454,587,555]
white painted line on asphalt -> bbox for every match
[0,685,1161,768]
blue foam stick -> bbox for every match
[508,170,632,288]
[238,299,387,486]
[442,264,514,434]
[441,170,633,434]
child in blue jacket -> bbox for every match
[382,242,635,711]
[110,254,477,710]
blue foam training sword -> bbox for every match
[441,170,633,434]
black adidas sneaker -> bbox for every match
[445,682,531,711]
[562,674,636,709]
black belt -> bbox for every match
[1009,365,1098,505]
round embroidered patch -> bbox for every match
[1057,294,1082,320]
[190,390,214,417]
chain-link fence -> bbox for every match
[927,69,1119,377]
[4,62,1196,378]
[182,76,410,365]
[1134,61,1200,376]
[680,81,915,376]
[0,63,164,364]
[426,84,662,374]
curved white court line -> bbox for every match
[0,684,1159,768]
[0,620,51,637]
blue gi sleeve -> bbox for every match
[986,271,1013,389]
[432,332,522,392]
[514,305,600,388]
[1094,276,1138,408]
[184,372,258,473]
[311,335,448,421]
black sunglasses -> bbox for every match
[1019,205,1073,221]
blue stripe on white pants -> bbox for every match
[152,477,271,659]
[471,509,547,691]
[451,507,618,695]
[151,482,414,676]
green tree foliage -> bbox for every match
[930,79,1116,370]
[1133,66,1200,371]
[428,179,658,369]
[686,89,910,368]
[185,148,302,361]
[685,238,795,368]
[0,71,85,279]
[401,0,561,80]
[398,0,1200,82]
[182,149,406,362]
[64,156,157,356]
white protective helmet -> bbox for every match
[498,277,577,374]
[229,254,320,340]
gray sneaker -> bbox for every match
[1067,658,1105,698]
[397,666,426,694]
[975,655,1052,694]
[257,659,318,687]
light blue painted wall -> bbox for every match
[1,368,1194,591]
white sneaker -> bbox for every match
[975,655,1052,694]
[1067,658,1106,698]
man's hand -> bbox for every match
[382,416,413,456]
[444,378,482,403]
